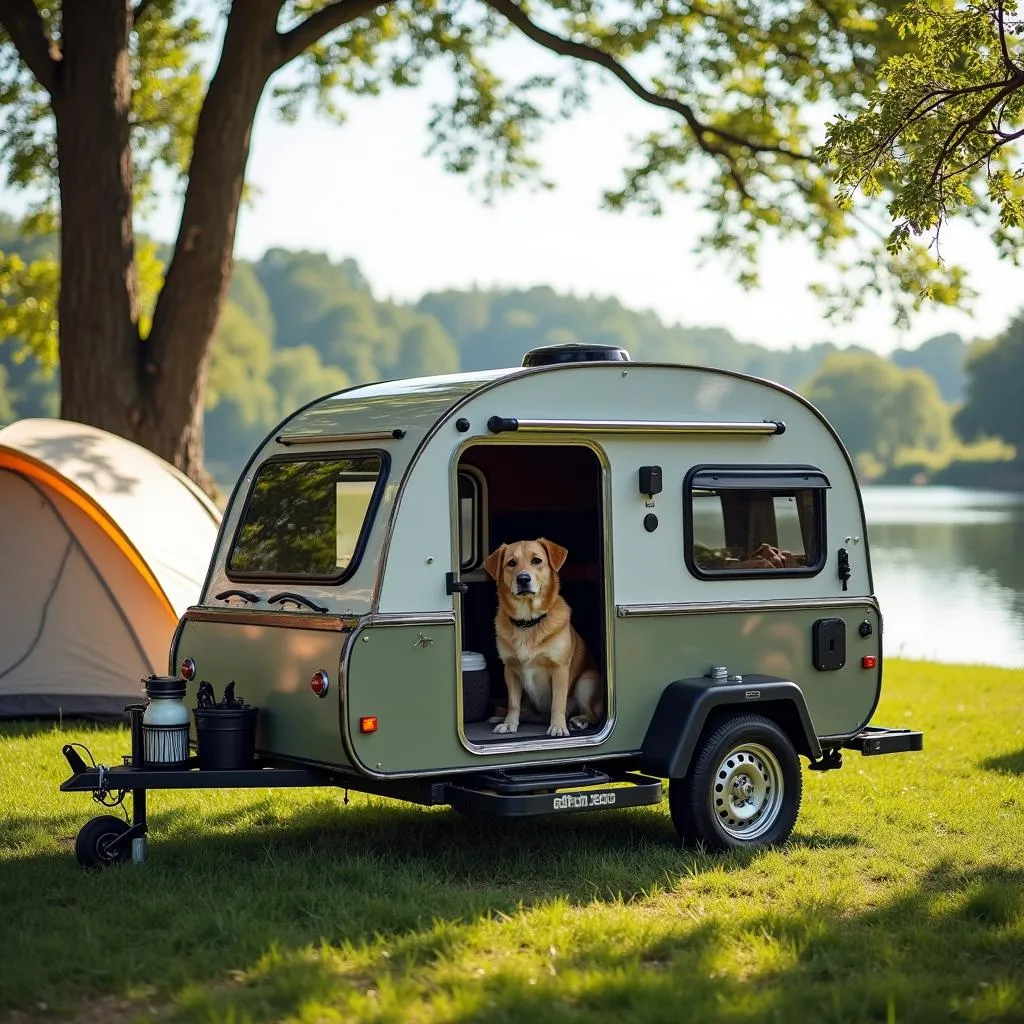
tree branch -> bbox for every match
[0,0,59,93]
[993,0,1024,77]
[133,0,154,25]
[275,0,384,68]
[483,0,812,162]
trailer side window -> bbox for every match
[685,468,829,579]
[228,454,385,581]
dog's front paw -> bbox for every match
[493,719,519,734]
[568,715,591,732]
[546,721,570,738]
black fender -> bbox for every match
[639,674,822,779]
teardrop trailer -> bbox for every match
[59,344,923,867]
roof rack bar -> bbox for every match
[276,429,406,446]
[486,416,785,436]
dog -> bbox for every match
[483,538,602,738]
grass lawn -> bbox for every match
[1,659,1022,1024]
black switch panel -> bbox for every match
[639,465,663,496]
[812,618,846,671]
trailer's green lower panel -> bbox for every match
[172,618,352,769]
[345,601,882,777]
[610,601,882,744]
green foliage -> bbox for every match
[1,0,1001,335]
[0,363,13,423]
[254,248,459,384]
[0,0,207,222]
[0,250,58,366]
[955,309,1024,454]
[892,331,968,402]
[228,260,277,340]
[3,230,1011,488]
[802,350,953,468]
[822,0,1024,287]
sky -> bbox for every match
[24,18,1024,355]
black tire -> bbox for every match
[669,713,802,852]
[75,815,132,869]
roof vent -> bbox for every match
[521,342,632,368]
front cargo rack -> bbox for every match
[58,705,663,868]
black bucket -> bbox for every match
[193,705,259,771]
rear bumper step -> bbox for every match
[842,726,924,756]
[446,771,664,818]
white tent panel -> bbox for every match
[0,419,223,719]
[0,418,220,616]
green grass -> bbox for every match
[2,660,1023,1023]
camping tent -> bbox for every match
[0,418,222,719]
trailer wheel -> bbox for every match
[75,815,132,869]
[669,713,802,852]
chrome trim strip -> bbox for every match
[489,417,785,436]
[275,429,406,446]
[616,596,881,617]
[364,611,456,627]
[450,436,619,757]
[182,607,360,632]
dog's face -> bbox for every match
[484,538,568,600]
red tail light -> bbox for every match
[862,656,878,669]
[180,658,196,681]
[310,670,330,697]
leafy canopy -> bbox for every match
[0,0,992,347]
[822,0,1024,285]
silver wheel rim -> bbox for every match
[709,741,784,840]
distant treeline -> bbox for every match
[0,229,999,489]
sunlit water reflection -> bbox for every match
[863,487,1024,668]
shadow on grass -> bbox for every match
[981,749,1024,776]
[0,796,864,1013]
[5,797,1019,1023]
[168,860,1024,1024]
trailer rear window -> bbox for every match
[228,454,385,580]
[685,468,829,579]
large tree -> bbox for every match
[0,0,973,489]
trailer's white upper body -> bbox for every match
[201,361,871,615]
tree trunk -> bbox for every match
[143,0,280,493]
[53,1,144,446]
[50,0,279,496]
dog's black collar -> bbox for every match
[509,613,547,629]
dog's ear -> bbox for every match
[539,538,569,572]
[483,544,507,580]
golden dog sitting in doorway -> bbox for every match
[483,538,602,738]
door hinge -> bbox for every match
[446,572,468,596]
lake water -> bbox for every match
[863,486,1024,668]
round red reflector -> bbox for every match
[310,670,330,697]
[180,658,196,681]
